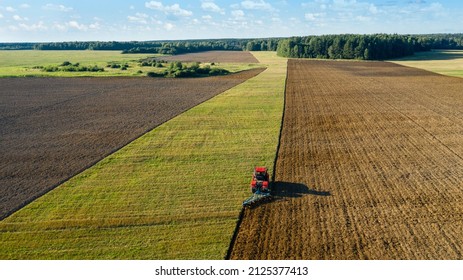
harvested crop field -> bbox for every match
[230,59,463,259]
[0,68,264,220]
[156,51,259,63]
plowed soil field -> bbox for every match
[230,60,463,259]
[0,68,263,220]
[156,51,259,63]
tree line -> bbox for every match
[276,34,463,60]
[1,34,462,59]
[27,38,280,54]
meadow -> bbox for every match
[390,49,463,78]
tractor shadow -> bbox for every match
[244,182,331,209]
[273,181,331,198]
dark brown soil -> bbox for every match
[155,51,259,63]
[0,68,264,220]
[229,60,463,259]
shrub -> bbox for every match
[209,68,229,76]
[147,71,164,77]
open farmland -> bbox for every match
[0,50,154,77]
[230,59,463,259]
[0,69,264,220]
[0,52,286,259]
[390,50,463,78]
[155,51,259,63]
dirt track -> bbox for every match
[0,69,264,220]
[230,60,463,259]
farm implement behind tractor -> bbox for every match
[242,167,272,207]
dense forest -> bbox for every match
[277,34,463,60]
[1,34,462,60]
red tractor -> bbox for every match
[243,167,272,206]
[250,166,270,193]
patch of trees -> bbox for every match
[414,34,463,50]
[277,34,416,60]
[147,61,229,78]
[41,61,104,72]
[277,34,463,60]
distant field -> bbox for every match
[0,52,286,259]
[0,50,151,77]
[156,51,259,63]
[390,50,463,78]
[0,50,259,77]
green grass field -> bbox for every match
[390,49,463,78]
[0,50,258,77]
[0,52,287,259]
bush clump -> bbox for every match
[147,61,229,78]
[42,61,104,72]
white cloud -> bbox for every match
[89,22,100,30]
[369,4,378,14]
[53,22,67,31]
[305,12,326,22]
[145,1,192,17]
[6,6,16,12]
[202,1,225,14]
[49,20,101,32]
[20,4,31,9]
[68,21,86,30]
[18,21,47,31]
[355,15,371,22]
[202,15,212,20]
[13,15,28,21]
[128,13,150,24]
[43,4,73,12]
[0,13,3,19]
[164,22,174,30]
[231,10,245,20]
[241,0,274,11]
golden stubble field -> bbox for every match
[230,59,463,259]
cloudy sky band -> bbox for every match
[0,0,460,42]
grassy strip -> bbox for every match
[390,50,463,78]
[0,52,287,259]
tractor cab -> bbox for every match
[243,166,272,206]
[250,166,270,193]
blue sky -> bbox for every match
[0,0,461,42]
